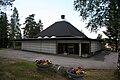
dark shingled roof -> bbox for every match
[35,21,88,38]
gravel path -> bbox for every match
[0,49,118,69]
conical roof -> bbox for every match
[35,21,88,38]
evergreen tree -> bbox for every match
[97,34,102,40]
[103,26,118,51]
[37,20,43,32]
[0,0,15,48]
[103,0,118,52]
[9,7,21,40]
[0,12,8,48]
[23,14,43,38]
[0,0,15,11]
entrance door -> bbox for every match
[81,43,90,55]
[58,43,79,55]
[58,43,65,54]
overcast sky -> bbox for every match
[9,0,107,39]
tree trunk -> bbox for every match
[117,0,120,72]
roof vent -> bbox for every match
[38,36,42,38]
[51,36,56,38]
[61,15,65,19]
[44,36,49,38]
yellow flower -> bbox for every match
[74,68,79,71]
[82,71,87,74]
[43,62,48,65]
[76,70,80,74]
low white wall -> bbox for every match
[22,40,56,54]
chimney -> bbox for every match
[61,15,65,19]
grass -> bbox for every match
[80,69,118,80]
[0,48,7,50]
[0,57,67,80]
[0,57,119,80]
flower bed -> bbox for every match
[67,66,86,79]
[35,60,87,79]
[35,59,52,71]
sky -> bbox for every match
[8,0,107,39]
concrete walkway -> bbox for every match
[0,49,118,69]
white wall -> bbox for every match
[21,40,101,55]
[91,41,101,52]
[22,40,56,54]
[22,41,41,52]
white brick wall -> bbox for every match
[22,41,56,54]
[91,41,101,52]
[21,40,101,55]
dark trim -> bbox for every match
[13,37,101,42]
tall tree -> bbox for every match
[0,12,8,48]
[74,0,117,32]
[103,26,118,51]
[0,0,15,48]
[0,0,15,11]
[117,0,120,74]
[37,20,43,32]
[9,7,21,40]
[23,14,43,38]
[74,0,120,73]
[97,34,102,40]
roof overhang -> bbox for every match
[14,37,101,42]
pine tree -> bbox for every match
[23,14,43,38]
[9,7,21,40]
[0,0,15,48]
[103,26,118,51]
[0,0,15,11]
[97,34,102,40]
[0,12,8,48]
[37,20,43,32]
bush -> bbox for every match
[57,66,68,77]
[49,64,68,77]
[114,69,120,78]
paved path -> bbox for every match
[0,49,118,69]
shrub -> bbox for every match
[114,69,120,79]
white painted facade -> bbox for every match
[91,41,101,53]
[22,40,56,54]
[21,39,101,57]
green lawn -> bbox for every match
[81,69,118,80]
[0,57,119,80]
[0,57,67,80]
